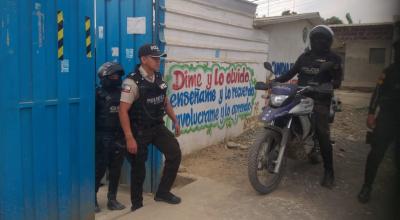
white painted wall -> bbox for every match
[164,0,269,155]
[264,21,315,78]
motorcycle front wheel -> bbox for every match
[248,129,285,194]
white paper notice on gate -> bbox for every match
[127,17,146,34]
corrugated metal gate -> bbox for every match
[0,0,165,219]
[94,0,164,192]
[0,1,95,220]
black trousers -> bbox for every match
[363,110,400,187]
[128,124,181,206]
[314,104,334,171]
[95,132,125,200]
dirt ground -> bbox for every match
[181,92,399,220]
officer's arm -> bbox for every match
[332,56,343,89]
[119,102,135,141]
[368,73,385,115]
[164,97,180,136]
[274,56,301,83]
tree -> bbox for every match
[281,10,297,16]
[324,16,343,25]
[345,13,353,24]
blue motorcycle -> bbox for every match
[248,61,338,194]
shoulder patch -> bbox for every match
[159,82,168,90]
[122,84,132,93]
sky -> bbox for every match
[251,0,400,23]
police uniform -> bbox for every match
[95,62,126,212]
[274,25,343,188]
[275,51,343,174]
[361,62,400,191]
[121,65,181,209]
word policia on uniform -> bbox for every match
[164,63,257,135]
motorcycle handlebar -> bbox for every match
[255,81,333,94]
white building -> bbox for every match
[254,13,323,79]
[330,22,395,89]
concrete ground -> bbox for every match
[96,90,399,220]
[334,89,371,107]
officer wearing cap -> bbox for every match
[358,34,400,204]
[119,43,182,211]
[95,62,126,212]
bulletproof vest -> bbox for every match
[380,63,400,108]
[297,51,339,87]
[95,88,122,132]
[297,52,340,103]
[128,70,167,128]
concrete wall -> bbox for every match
[263,20,315,79]
[164,0,269,155]
[342,40,392,88]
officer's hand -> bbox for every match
[174,121,181,137]
[126,137,138,154]
[366,114,376,129]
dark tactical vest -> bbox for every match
[128,70,167,129]
[95,88,122,132]
[297,51,341,87]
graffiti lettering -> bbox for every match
[231,86,255,99]
[214,68,225,86]
[226,67,250,84]
[170,88,217,107]
[165,63,257,135]
[172,70,202,90]
[176,107,219,128]
[272,61,294,76]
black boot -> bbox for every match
[309,146,321,165]
[154,192,181,204]
[309,137,321,165]
[107,193,126,210]
[321,169,335,189]
[131,203,143,212]
[95,197,101,213]
[358,184,372,204]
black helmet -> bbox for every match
[309,25,334,53]
[310,25,334,42]
[97,62,124,79]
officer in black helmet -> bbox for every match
[95,62,126,212]
[273,25,343,189]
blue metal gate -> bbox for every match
[0,0,95,220]
[0,0,165,219]
[94,0,164,193]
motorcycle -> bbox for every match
[247,61,340,194]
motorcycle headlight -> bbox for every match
[270,94,288,106]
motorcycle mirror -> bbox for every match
[263,62,273,72]
[255,81,269,90]
[319,61,334,73]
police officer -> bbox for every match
[358,39,400,204]
[119,44,182,211]
[95,62,126,212]
[273,25,343,188]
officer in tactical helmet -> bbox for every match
[95,62,126,212]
